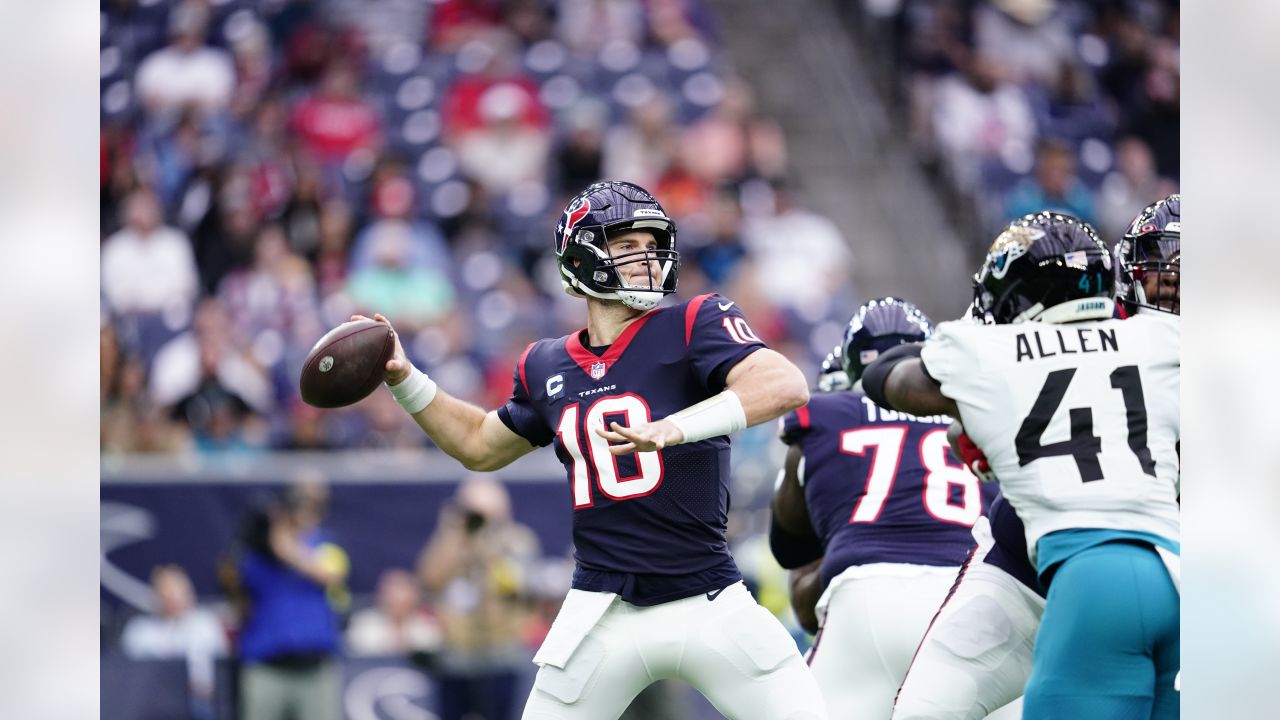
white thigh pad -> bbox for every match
[532,634,608,705]
[722,603,798,675]
[933,594,1015,662]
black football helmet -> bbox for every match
[1115,194,1180,315]
[816,345,852,393]
[973,212,1114,325]
[841,297,933,383]
[555,181,679,311]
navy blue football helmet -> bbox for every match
[1115,194,1180,315]
[840,297,934,383]
[973,212,1114,325]
[816,345,852,392]
[555,181,679,311]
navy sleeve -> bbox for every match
[497,343,554,447]
[685,293,768,392]
[778,406,813,445]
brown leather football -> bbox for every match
[299,319,395,408]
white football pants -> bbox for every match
[521,582,826,720]
[892,523,1043,720]
[805,564,959,719]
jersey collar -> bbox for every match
[565,310,657,380]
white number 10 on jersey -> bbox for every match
[557,395,664,508]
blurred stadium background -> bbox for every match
[98,0,1179,717]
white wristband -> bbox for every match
[385,366,438,415]
[666,390,747,444]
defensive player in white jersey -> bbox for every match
[892,196,1181,720]
[362,181,826,720]
[863,212,1180,719]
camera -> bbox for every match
[462,509,487,534]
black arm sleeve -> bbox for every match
[861,342,923,410]
[769,513,824,570]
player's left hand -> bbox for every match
[596,420,684,455]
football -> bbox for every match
[299,319,396,408]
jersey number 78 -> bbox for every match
[841,427,981,526]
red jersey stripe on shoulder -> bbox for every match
[795,405,811,429]
[516,342,536,396]
[685,293,715,346]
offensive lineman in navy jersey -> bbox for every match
[360,181,827,720]
[770,297,995,719]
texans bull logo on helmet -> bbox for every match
[558,197,591,254]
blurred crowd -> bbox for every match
[100,0,858,456]
[113,477,568,720]
[857,0,1179,238]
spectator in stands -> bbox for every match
[227,15,274,120]
[351,163,453,270]
[741,179,854,319]
[102,346,191,454]
[314,199,355,300]
[101,187,200,320]
[428,0,507,52]
[278,156,326,261]
[931,51,1036,188]
[441,31,548,142]
[229,481,349,720]
[681,77,787,186]
[346,568,444,657]
[134,0,235,122]
[1129,35,1180,180]
[138,106,215,213]
[216,223,322,390]
[645,0,716,48]
[1003,137,1096,224]
[689,187,748,285]
[553,99,608,198]
[556,0,645,55]
[120,564,228,720]
[1097,136,1177,239]
[973,0,1073,86]
[185,163,262,296]
[290,61,383,170]
[418,475,540,720]
[456,82,553,195]
[1027,60,1117,142]
[602,95,679,190]
[344,219,458,331]
[151,295,273,422]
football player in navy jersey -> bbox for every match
[894,197,1182,720]
[866,212,1180,720]
[359,181,827,720]
[1115,194,1180,318]
[769,297,995,719]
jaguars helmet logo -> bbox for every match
[985,225,1045,280]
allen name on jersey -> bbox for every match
[1014,324,1118,362]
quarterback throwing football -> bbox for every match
[361,181,827,720]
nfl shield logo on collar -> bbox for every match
[590,361,607,380]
